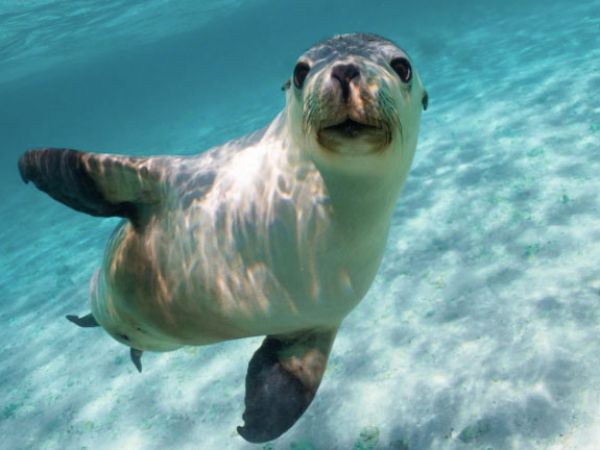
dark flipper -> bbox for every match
[66,313,99,328]
[237,328,338,443]
[130,348,143,373]
[18,148,172,229]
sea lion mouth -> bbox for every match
[320,118,382,137]
[317,118,390,154]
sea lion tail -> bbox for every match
[18,148,174,230]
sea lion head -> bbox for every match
[283,33,427,178]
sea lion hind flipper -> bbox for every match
[237,328,338,443]
[66,313,99,328]
[18,148,172,229]
[130,348,143,373]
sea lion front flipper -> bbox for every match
[130,348,143,373]
[237,327,338,443]
[18,148,175,229]
[66,313,99,328]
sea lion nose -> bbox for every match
[331,63,360,102]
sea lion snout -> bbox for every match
[330,62,361,102]
[309,59,392,154]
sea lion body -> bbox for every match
[19,33,427,442]
[92,115,389,352]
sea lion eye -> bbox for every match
[390,57,412,83]
[293,62,311,89]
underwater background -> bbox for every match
[1,0,599,449]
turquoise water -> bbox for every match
[1,0,599,449]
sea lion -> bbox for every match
[18,33,427,443]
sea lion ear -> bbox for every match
[281,79,291,91]
[237,328,338,443]
[422,90,429,111]
[18,148,174,230]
